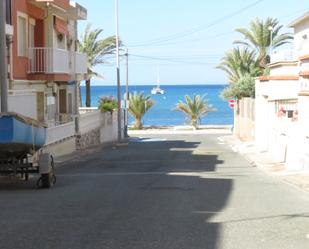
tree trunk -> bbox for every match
[134,119,142,130]
[191,118,197,129]
[85,79,91,107]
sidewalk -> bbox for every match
[220,135,309,193]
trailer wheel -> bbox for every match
[41,173,53,188]
[38,155,56,188]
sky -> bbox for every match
[76,0,309,86]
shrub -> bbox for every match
[98,96,117,113]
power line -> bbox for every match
[128,31,235,48]
[129,54,218,66]
[127,0,265,47]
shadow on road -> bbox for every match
[0,135,234,249]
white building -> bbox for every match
[255,12,309,171]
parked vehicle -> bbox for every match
[0,113,56,188]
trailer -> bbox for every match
[0,113,56,188]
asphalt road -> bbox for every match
[0,134,309,249]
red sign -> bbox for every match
[229,99,236,109]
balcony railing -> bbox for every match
[270,49,297,64]
[69,52,88,75]
[28,47,87,74]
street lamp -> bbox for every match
[268,26,274,61]
[115,0,122,142]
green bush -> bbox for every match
[98,96,117,113]
[221,74,255,100]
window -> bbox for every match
[29,19,35,49]
[17,13,28,57]
[275,100,298,119]
[6,0,12,25]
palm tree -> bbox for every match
[79,24,118,107]
[128,92,154,129]
[234,17,292,68]
[217,47,261,83]
[176,95,215,129]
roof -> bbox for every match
[289,11,309,27]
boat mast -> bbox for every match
[156,65,160,87]
[0,0,8,112]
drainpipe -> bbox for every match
[0,0,8,112]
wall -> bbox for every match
[233,98,255,141]
[12,0,45,80]
[294,18,309,56]
[43,109,125,157]
[77,110,124,149]
[8,92,37,119]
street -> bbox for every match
[0,133,309,249]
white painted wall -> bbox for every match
[265,80,300,100]
[294,18,309,57]
[8,93,37,119]
[255,80,269,151]
[270,64,299,76]
[79,110,125,143]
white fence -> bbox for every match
[45,121,75,145]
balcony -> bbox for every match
[28,47,87,75]
[270,49,297,64]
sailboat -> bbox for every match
[151,66,165,95]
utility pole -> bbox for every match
[0,0,8,112]
[115,0,122,142]
[124,48,129,137]
[268,26,274,62]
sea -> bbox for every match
[80,84,233,126]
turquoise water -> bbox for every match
[80,84,233,126]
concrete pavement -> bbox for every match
[221,135,309,193]
[0,133,308,249]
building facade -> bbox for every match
[255,12,309,171]
[5,0,87,127]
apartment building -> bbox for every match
[5,0,87,127]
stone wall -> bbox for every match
[76,127,101,150]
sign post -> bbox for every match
[229,99,236,109]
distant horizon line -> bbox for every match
[80,83,229,86]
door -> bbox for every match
[59,89,67,114]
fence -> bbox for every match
[234,98,255,141]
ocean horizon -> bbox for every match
[80,84,233,126]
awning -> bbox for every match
[54,17,68,35]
